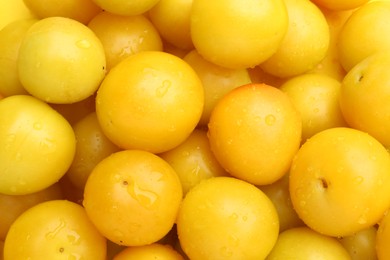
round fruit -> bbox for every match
[266,227,351,259]
[0,0,35,30]
[340,51,390,147]
[0,183,63,240]
[148,0,194,50]
[376,211,390,259]
[337,1,390,71]
[183,49,251,126]
[91,0,160,16]
[290,127,390,237]
[83,150,183,246]
[311,0,369,11]
[3,200,107,260]
[177,176,279,260]
[0,18,37,96]
[0,95,76,195]
[95,51,204,153]
[190,0,288,69]
[113,243,184,260]
[88,12,162,71]
[260,0,329,78]
[208,83,301,185]
[280,73,346,142]
[339,226,377,260]
[66,112,120,190]
[18,16,106,104]
[22,0,101,24]
[159,129,228,195]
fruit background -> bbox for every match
[1,0,390,259]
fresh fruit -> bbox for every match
[66,112,120,190]
[290,127,390,237]
[190,0,288,69]
[311,0,369,10]
[18,16,106,104]
[259,173,304,233]
[88,12,162,71]
[340,51,390,147]
[177,176,279,260]
[91,0,160,16]
[0,95,76,195]
[22,0,101,24]
[266,227,351,259]
[260,0,330,78]
[95,51,204,154]
[159,129,228,195]
[83,150,183,246]
[0,183,63,240]
[3,200,107,260]
[183,49,251,126]
[208,83,301,185]
[148,0,194,50]
[113,243,184,260]
[0,0,35,30]
[3,0,390,258]
[339,226,377,260]
[0,18,37,97]
[280,73,346,142]
[376,211,390,259]
[337,1,390,71]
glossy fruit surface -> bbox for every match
[0,95,76,195]
[83,150,183,246]
[208,83,301,185]
[177,177,279,260]
[290,127,390,237]
[96,51,203,153]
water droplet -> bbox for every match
[46,219,66,239]
[181,151,190,157]
[40,138,55,152]
[236,119,242,126]
[127,180,158,208]
[33,122,42,130]
[67,230,81,245]
[113,229,125,240]
[220,246,233,257]
[191,165,201,176]
[76,39,91,49]
[228,235,239,247]
[156,80,171,97]
[357,216,367,224]
[357,208,370,224]
[69,253,81,260]
[300,200,306,207]
[229,213,238,221]
[354,176,364,184]
[265,114,276,125]
[313,108,320,113]
[168,125,176,132]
